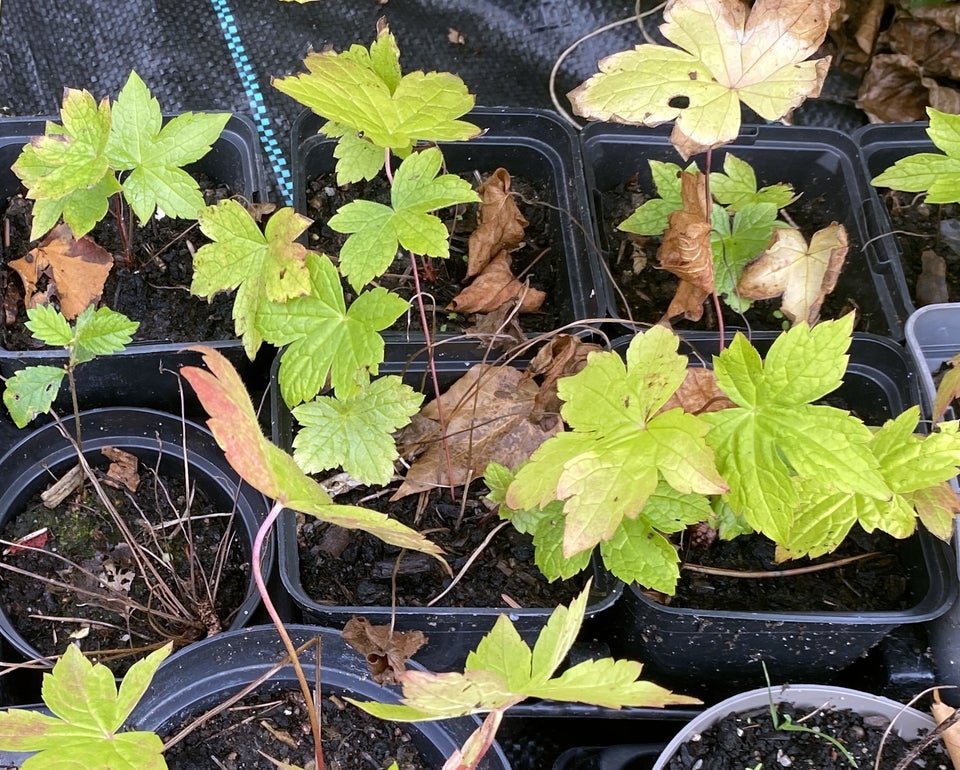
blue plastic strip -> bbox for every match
[210,0,294,207]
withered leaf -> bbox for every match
[857,53,937,122]
[342,616,427,684]
[917,249,949,307]
[888,18,960,80]
[466,168,528,279]
[8,224,113,320]
[659,367,736,415]
[736,222,847,326]
[393,364,561,499]
[658,171,713,322]
[526,335,603,426]
[447,251,546,315]
[101,447,141,492]
[463,300,527,350]
[933,353,960,422]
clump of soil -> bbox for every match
[879,190,960,305]
[0,453,251,673]
[298,483,583,609]
[162,687,431,770]
[598,178,883,333]
[664,701,949,770]
[304,168,564,334]
[668,527,911,613]
[1,178,237,350]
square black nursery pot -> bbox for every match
[292,107,602,344]
[271,349,621,674]
[581,123,912,339]
[602,331,956,702]
[0,114,268,423]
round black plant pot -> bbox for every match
[126,624,511,769]
[0,408,275,684]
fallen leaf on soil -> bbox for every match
[466,168,528,279]
[526,335,603,427]
[917,249,949,307]
[447,251,546,315]
[392,364,561,499]
[8,224,113,320]
[101,447,141,492]
[910,4,960,35]
[3,527,49,556]
[888,18,960,80]
[342,617,427,684]
[850,0,886,54]
[932,692,960,770]
[933,354,960,422]
[857,53,960,122]
[463,300,527,350]
[659,171,713,322]
[660,367,736,415]
[736,222,847,325]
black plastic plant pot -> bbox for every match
[603,332,956,700]
[650,685,936,770]
[271,352,622,674]
[552,743,664,770]
[125,624,510,769]
[0,115,268,420]
[292,107,602,344]
[581,123,912,339]
[0,408,274,690]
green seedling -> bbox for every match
[2,304,138,439]
[871,108,960,205]
[13,71,229,265]
[0,642,172,770]
[352,581,699,770]
[500,315,960,592]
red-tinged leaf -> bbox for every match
[4,527,49,555]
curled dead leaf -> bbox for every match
[527,335,603,426]
[888,18,960,80]
[342,616,427,684]
[101,447,141,493]
[466,168,528,279]
[658,171,713,322]
[856,53,960,122]
[660,367,736,415]
[447,251,546,315]
[8,224,113,320]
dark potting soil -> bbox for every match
[664,702,949,770]
[0,455,250,673]
[304,168,564,334]
[0,177,237,349]
[598,178,881,333]
[668,527,911,613]
[880,190,960,305]
[162,687,431,770]
[298,483,583,609]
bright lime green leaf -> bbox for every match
[12,88,119,240]
[324,121,388,184]
[619,161,684,235]
[105,71,230,222]
[182,346,446,559]
[531,509,593,581]
[506,327,726,585]
[3,366,67,428]
[0,643,170,769]
[328,147,480,289]
[256,252,409,404]
[712,201,780,311]
[291,375,423,485]
[710,154,795,211]
[872,108,960,204]
[70,305,139,363]
[24,304,73,346]
[704,317,891,549]
[350,584,699,724]
[599,515,682,593]
[568,0,834,159]
[273,25,480,182]
[193,201,312,358]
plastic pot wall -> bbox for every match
[651,684,937,770]
[581,123,912,338]
[0,115,267,420]
[271,352,622,673]
[292,107,602,344]
[127,624,510,769]
[604,332,956,699]
[0,408,274,693]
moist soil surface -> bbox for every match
[663,701,949,770]
[880,190,960,305]
[1,178,237,349]
[304,167,565,335]
[297,483,583,609]
[598,178,886,334]
[0,454,250,673]
[162,687,432,770]
[668,527,911,613]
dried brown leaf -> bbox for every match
[888,18,960,80]
[933,354,960,422]
[527,335,603,427]
[342,616,427,685]
[932,691,960,770]
[101,447,141,492]
[857,53,934,122]
[393,364,560,499]
[466,169,528,279]
[447,251,546,315]
[852,0,886,54]
[8,224,113,320]
[736,223,847,325]
[909,4,960,35]
[658,171,713,321]
[660,367,736,415]
[917,249,949,307]
[463,300,527,351]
